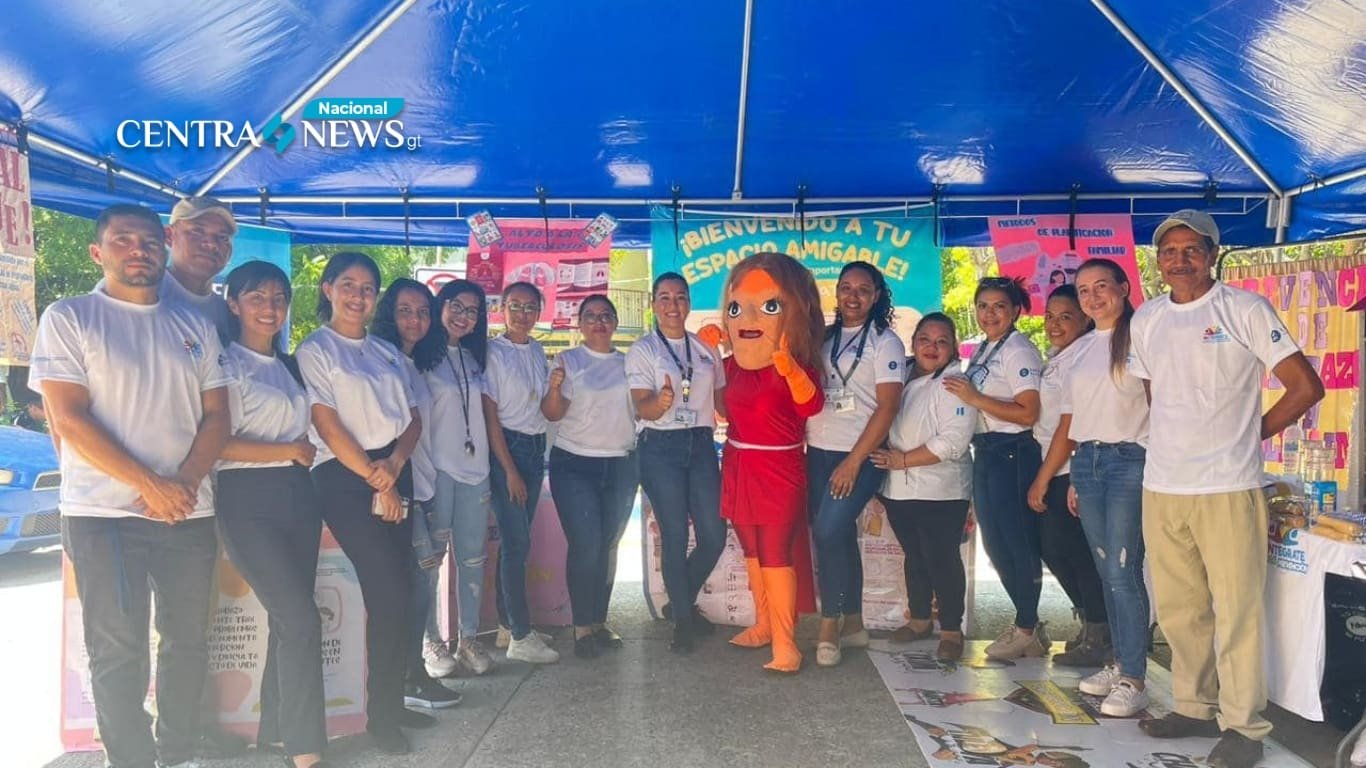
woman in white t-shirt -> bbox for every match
[1063,258,1153,718]
[1025,285,1111,668]
[371,278,462,709]
[943,276,1046,660]
[869,313,976,663]
[807,261,905,667]
[626,273,727,654]
[295,252,429,753]
[482,281,559,664]
[415,280,498,678]
[542,296,639,660]
[215,261,324,768]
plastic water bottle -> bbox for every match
[1303,439,1338,524]
[1281,421,1303,479]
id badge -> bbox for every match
[674,408,699,426]
[826,387,855,413]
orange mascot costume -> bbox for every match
[700,252,824,673]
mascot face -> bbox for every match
[725,268,786,370]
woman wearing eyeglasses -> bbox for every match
[1025,285,1110,668]
[942,275,1046,660]
[869,313,976,662]
[295,252,432,754]
[806,261,905,668]
[542,296,639,659]
[626,273,727,654]
[415,280,498,677]
[482,281,559,664]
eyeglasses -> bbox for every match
[1156,245,1210,262]
[505,301,540,314]
[581,312,617,325]
[445,301,481,319]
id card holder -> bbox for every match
[674,408,699,427]
[826,388,855,413]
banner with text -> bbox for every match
[650,208,942,314]
[467,219,612,328]
[0,124,36,365]
[987,214,1141,315]
[1226,257,1364,505]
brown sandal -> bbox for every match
[936,634,964,661]
[890,623,935,643]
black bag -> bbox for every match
[1320,572,1366,731]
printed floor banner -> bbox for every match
[467,219,613,328]
[1225,257,1364,502]
[649,207,941,315]
[61,527,366,751]
[868,639,1313,768]
[987,214,1141,315]
[0,123,36,365]
[643,493,976,633]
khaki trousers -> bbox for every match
[1142,488,1272,741]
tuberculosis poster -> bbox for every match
[0,124,36,365]
[987,214,1141,315]
[649,208,942,316]
[466,219,613,328]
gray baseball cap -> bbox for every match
[1152,209,1219,249]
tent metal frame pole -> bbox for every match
[193,0,418,197]
[1090,0,1284,199]
[213,191,1269,207]
[8,125,183,199]
[1285,165,1366,198]
[731,0,756,200]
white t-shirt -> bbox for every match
[1129,282,1298,494]
[1064,329,1150,446]
[29,289,230,519]
[296,326,416,467]
[161,271,232,341]
[220,342,309,471]
[808,325,906,451]
[1035,340,1083,477]
[969,330,1042,434]
[484,335,550,435]
[881,373,977,501]
[404,356,437,502]
[625,331,725,430]
[553,345,636,457]
[424,346,491,485]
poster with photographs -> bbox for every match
[987,214,1142,316]
[0,123,36,365]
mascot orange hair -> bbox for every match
[699,252,823,673]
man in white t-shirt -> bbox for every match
[30,203,231,768]
[163,196,236,339]
[1128,210,1323,768]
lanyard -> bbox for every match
[656,326,693,403]
[967,327,1014,380]
[829,320,873,389]
[445,348,476,456]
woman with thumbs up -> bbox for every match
[542,296,639,659]
[626,273,728,654]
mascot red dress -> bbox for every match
[700,252,825,673]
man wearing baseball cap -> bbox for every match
[164,196,237,339]
[1127,210,1322,767]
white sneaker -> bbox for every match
[1079,664,1122,696]
[496,625,554,649]
[506,631,560,664]
[1099,679,1150,717]
[985,622,1049,660]
[423,639,458,678]
[457,636,494,676]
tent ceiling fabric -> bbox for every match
[1,0,1362,246]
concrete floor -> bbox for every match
[26,522,1356,768]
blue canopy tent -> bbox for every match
[1,0,1363,247]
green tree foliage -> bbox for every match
[33,207,100,314]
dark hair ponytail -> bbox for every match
[1076,258,1135,380]
[827,261,895,340]
[223,260,302,384]
[317,251,381,321]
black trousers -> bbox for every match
[881,497,969,633]
[1037,474,1108,624]
[217,465,326,757]
[311,445,413,732]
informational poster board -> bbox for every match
[0,123,36,365]
[987,214,1141,315]
[466,219,613,328]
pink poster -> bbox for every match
[467,219,612,328]
[987,214,1142,315]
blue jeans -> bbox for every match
[972,431,1044,629]
[1071,441,1149,679]
[807,447,885,618]
[489,429,546,639]
[549,448,639,626]
[637,427,725,619]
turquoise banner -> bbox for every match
[649,207,941,313]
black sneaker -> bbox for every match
[574,634,599,659]
[399,707,439,729]
[1207,730,1263,768]
[1052,639,1112,668]
[196,728,249,758]
[670,621,694,654]
[368,725,411,754]
[1138,712,1221,739]
[594,627,624,648]
[404,678,462,709]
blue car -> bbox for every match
[0,424,61,555]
